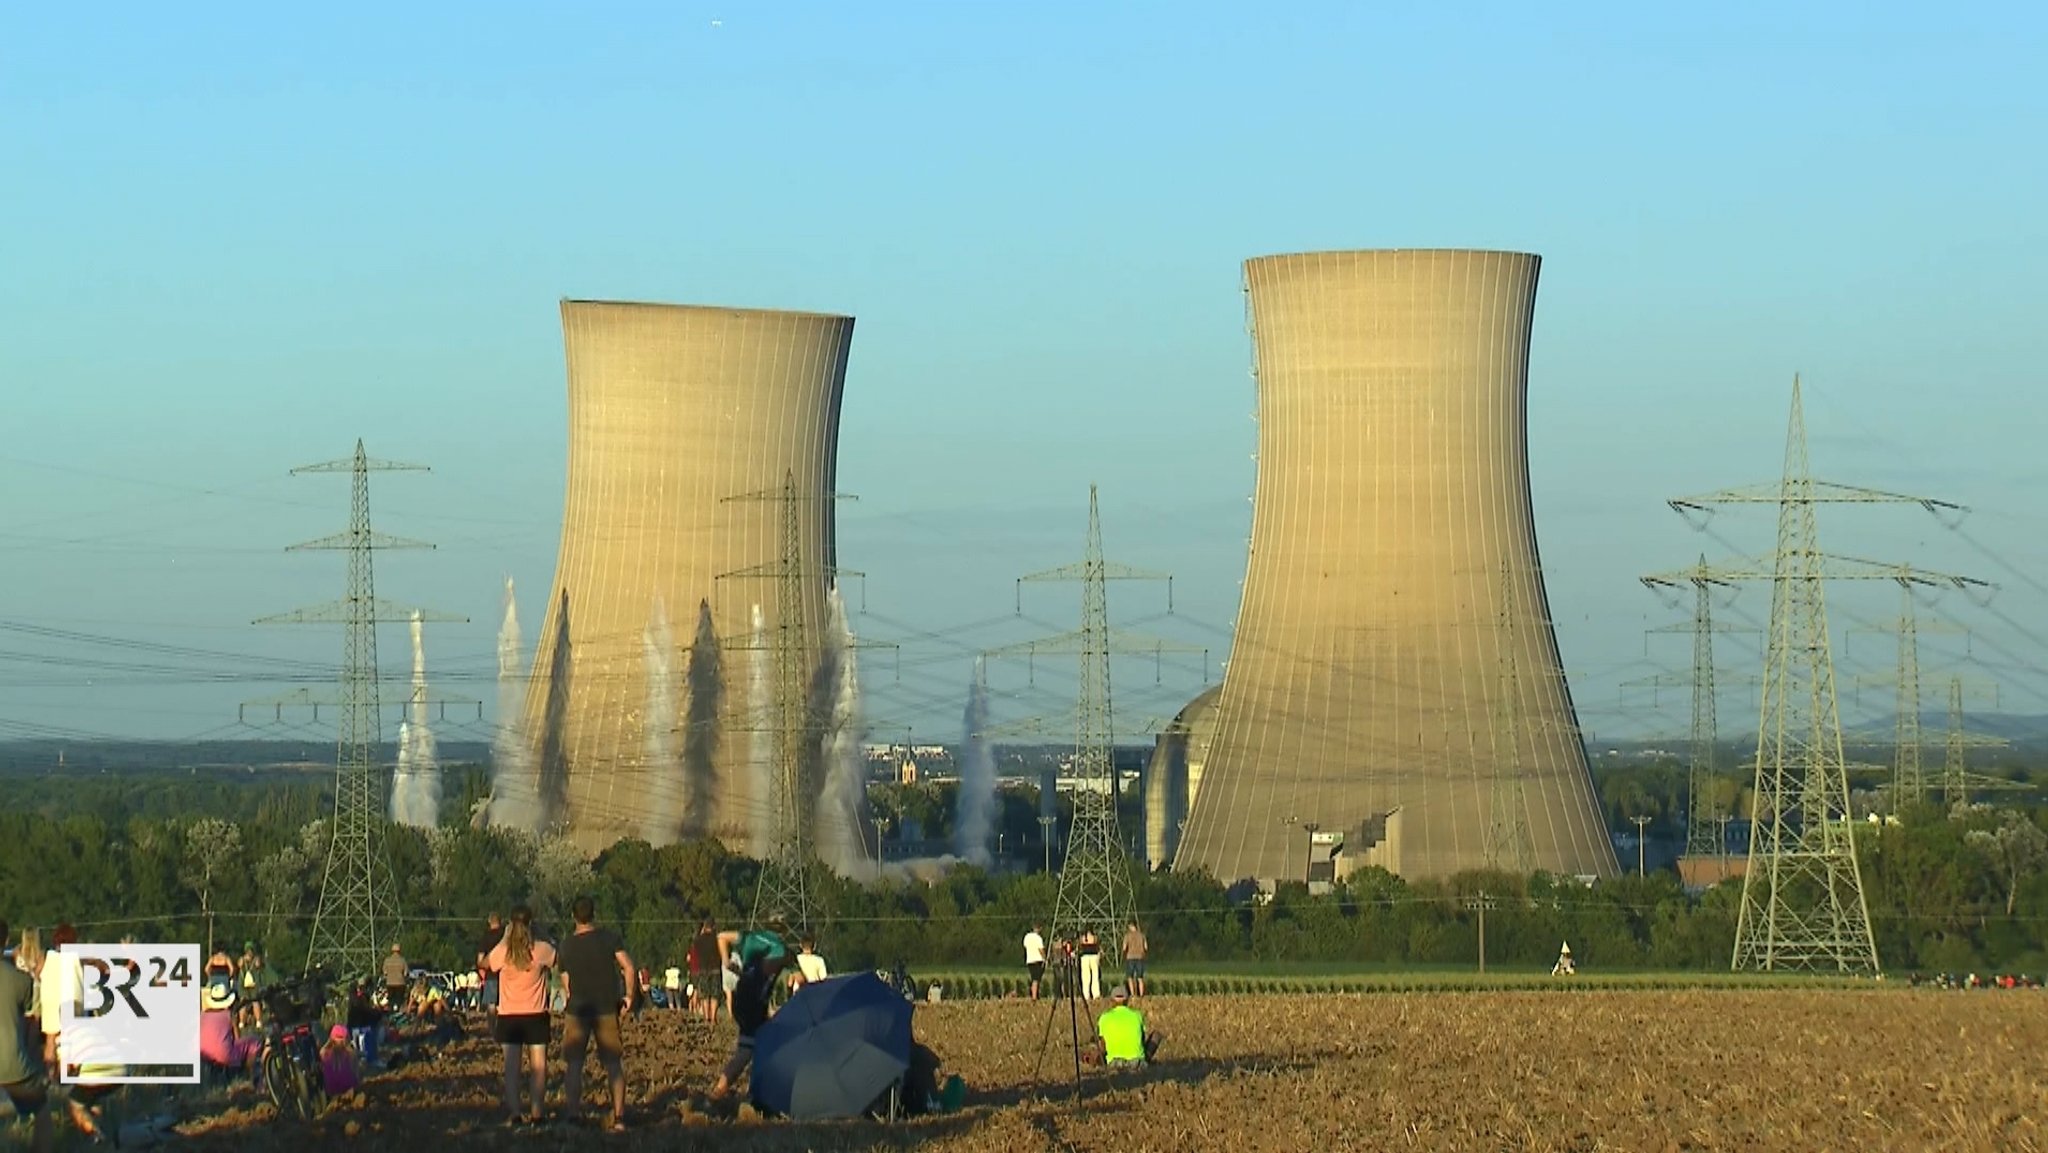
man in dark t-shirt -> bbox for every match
[556,896,635,1131]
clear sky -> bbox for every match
[4,1,2046,750]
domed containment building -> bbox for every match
[1173,250,1618,886]
[1143,684,1222,871]
[519,299,853,854]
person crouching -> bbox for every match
[1092,985,1161,1068]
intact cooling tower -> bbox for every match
[1174,250,1618,885]
[521,299,853,855]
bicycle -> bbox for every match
[255,966,333,1121]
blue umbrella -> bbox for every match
[751,971,914,1120]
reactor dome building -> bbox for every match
[1172,250,1619,886]
[516,299,854,855]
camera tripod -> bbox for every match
[1031,952,1095,1101]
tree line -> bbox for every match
[2,775,2045,980]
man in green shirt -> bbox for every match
[1094,985,1159,1068]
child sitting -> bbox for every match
[319,1025,363,1098]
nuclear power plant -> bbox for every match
[1171,250,1620,886]
[516,299,854,855]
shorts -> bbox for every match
[720,1036,755,1082]
[1027,962,1045,983]
[481,976,500,1007]
[1125,959,1146,979]
[721,969,738,995]
[691,970,716,995]
[2,1073,48,1116]
[562,1010,623,1059]
[494,1012,551,1047]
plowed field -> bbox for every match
[40,989,2048,1152]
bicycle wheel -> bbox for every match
[284,1057,320,1121]
[262,1049,292,1113]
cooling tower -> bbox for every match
[1174,250,1618,885]
[522,299,853,854]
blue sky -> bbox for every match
[3,1,2046,747]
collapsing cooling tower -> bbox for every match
[1173,250,1619,884]
[522,300,853,854]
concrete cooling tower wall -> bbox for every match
[1174,250,1619,885]
[521,299,852,855]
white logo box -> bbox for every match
[55,944,203,1084]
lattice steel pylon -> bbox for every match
[1003,486,1177,963]
[1668,378,1979,973]
[1636,557,1756,858]
[1940,674,2006,808]
[1847,576,1970,809]
[255,441,464,981]
[1486,561,1534,872]
[716,470,856,938]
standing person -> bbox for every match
[486,906,557,1127]
[37,924,108,1142]
[1077,928,1102,1001]
[477,913,504,1030]
[1121,920,1149,999]
[707,929,788,1104]
[1023,923,1046,1001]
[662,964,683,1012]
[237,942,271,1030]
[555,896,635,1133]
[687,919,720,1026]
[0,919,52,1153]
[381,944,409,1007]
[13,929,44,1036]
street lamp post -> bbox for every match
[1630,815,1652,877]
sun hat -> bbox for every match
[1110,984,1129,1002]
[201,978,237,1012]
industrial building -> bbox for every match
[1172,250,1620,886]
[519,299,853,854]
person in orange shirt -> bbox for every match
[486,906,557,1126]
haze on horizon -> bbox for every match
[3,1,2045,752]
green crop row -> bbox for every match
[899,970,1868,1001]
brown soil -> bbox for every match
[114,991,2048,1152]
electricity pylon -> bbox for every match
[713,471,861,938]
[254,442,466,980]
[1486,562,1534,873]
[1637,557,1757,858]
[1670,377,1977,974]
[1847,575,1973,808]
[995,486,1180,963]
[1941,674,2009,807]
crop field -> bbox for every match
[8,988,2045,1152]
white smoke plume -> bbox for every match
[954,656,996,866]
[747,603,775,859]
[489,578,545,833]
[391,611,441,828]
[814,585,870,877]
[639,598,683,848]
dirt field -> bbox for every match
[21,989,2048,1152]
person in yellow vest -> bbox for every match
[1093,985,1160,1068]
